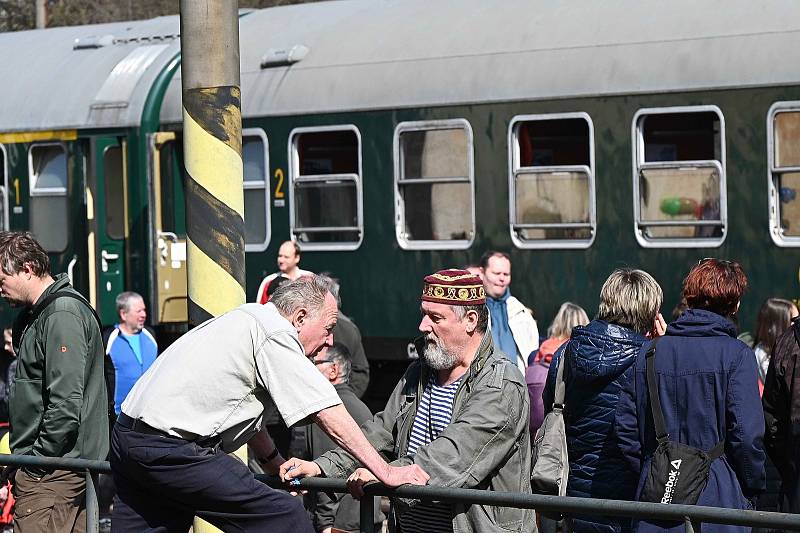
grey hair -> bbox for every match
[270,275,331,317]
[327,343,352,383]
[597,268,663,334]
[116,291,144,313]
[452,304,489,333]
[548,302,590,339]
[317,272,342,309]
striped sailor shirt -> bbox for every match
[398,374,463,533]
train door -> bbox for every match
[27,140,89,294]
[90,136,127,324]
[150,132,188,324]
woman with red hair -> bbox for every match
[618,259,766,533]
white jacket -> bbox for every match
[488,294,539,374]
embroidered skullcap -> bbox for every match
[421,269,486,306]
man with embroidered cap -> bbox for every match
[282,269,535,533]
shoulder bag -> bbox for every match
[530,352,569,496]
[639,338,724,505]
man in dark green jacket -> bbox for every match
[0,231,108,533]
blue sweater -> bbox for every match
[106,326,158,414]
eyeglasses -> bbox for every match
[313,358,335,365]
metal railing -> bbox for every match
[0,455,797,533]
[255,475,800,533]
[0,455,110,533]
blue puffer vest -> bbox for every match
[544,320,647,533]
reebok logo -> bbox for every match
[661,459,683,504]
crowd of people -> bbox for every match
[0,230,797,533]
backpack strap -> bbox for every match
[707,440,725,460]
[12,290,101,351]
[646,337,726,456]
[552,349,567,409]
[793,318,800,349]
[645,338,669,443]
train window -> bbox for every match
[632,106,726,248]
[158,140,186,236]
[289,126,362,250]
[508,113,595,249]
[243,129,270,252]
[768,104,800,246]
[29,143,68,252]
[394,120,474,250]
[104,146,125,240]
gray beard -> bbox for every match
[423,336,459,370]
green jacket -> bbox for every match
[315,332,536,533]
[10,274,109,461]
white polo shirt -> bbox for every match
[121,303,341,452]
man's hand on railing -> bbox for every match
[380,463,430,489]
[346,467,378,499]
[280,459,321,482]
[279,458,321,495]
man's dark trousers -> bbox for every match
[110,422,313,533]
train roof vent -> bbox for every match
[260,44,309,69]
[73,34,115,50]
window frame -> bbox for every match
[631,105,727,249]
[102,143,125,240]
[28,141,70,252]
[393,119,475,251]
[29,142,69,197]
[507,112,596,250]
[288,124,363,251]
[767,101,800,247]
[242,127,271,253]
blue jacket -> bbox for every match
[105,326,158,414]
[617,310,766,533]
[544,320,647,533]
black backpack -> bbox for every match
[639,338,725,505]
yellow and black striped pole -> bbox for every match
[179,2,245,531]
[180,0,245,325]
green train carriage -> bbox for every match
[175,0,798,362]
[1,0,800,404]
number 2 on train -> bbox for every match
[274,168,285,199]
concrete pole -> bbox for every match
[35,0,46,29]
[179,0,245,326]
[179,2,246,532]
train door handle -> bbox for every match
[101,250,119,272]
[157,232,180,266]
[67,256,77,285]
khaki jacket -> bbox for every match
[315,332,536,533]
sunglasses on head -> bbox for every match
[697,257,734,267]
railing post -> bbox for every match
[85,469,99,533]
[684,517,702,533]
[360,493,375,533]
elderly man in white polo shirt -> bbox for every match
[110,276,429,533]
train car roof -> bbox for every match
[0,16,180,133]
[159,0,800,122]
